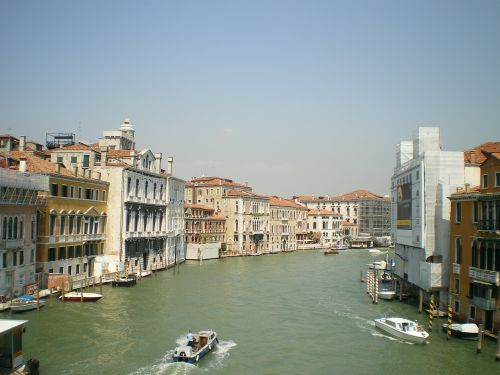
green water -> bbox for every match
[6,250,499,374]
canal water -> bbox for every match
[6,250,499,374]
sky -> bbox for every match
[1,0,499,198]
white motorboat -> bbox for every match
[173,330,218,364]
[441,323,479,339]
[378,288,396,300]
[374,317,429,343]
[10,295,46,312]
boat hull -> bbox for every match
[441,324,479,340]
[374,318,428,344]
[173,331,218,364]
[11,300,46,312]
[60,292,103,302]
[111,278,137,287]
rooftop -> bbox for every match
[464,142,500,164]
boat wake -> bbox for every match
[370,331,417,345]
[128,338,237,375]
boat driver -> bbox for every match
[187,330,194,347]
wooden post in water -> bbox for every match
[399,280,403,301]
[374,272,379,304]
[366,271,370,293]
[100,276,103,295]
[477,324,483,353]
[428,293,434,333]
[496,331,500,361]
[447,305,452,340]
[36,289,40,311]
[419,289,423,313]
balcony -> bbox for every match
[475,220,499,231]
[469,266,500,286]
[452,263,460,275]
[82,233,104,241]
[0,239,24,249]
[472,296,497,311]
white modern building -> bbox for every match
[166,172,186,265]
[391,127,476,305]
[307,209,344,246]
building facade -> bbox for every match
[449,152,500,333]
[391,127,473,305]
[0,168,47,297]
[307,209,344,246]
[269,197,307,252]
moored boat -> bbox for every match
[10,295,46,312]
[173,330,218,364]
[111,276,137,287]
[374,317,429,343]
[324,249,339,255]
[59,292,103,302]
[441,323,479,339]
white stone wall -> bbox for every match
[167,176,185,265]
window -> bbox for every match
[454,278,460,294]
[145,181,149,198]
[60,215,66,235]
[57,156,63,163]
[19,251,23,265]
[71,156,77,163]
[78,187,82,199]
[83,154,90,168]
[2,253,6,268]
[70,186,75,198]
[473,201,479,223]
[31,217,36,240]
[454,300,460,314]
[482,174,488,188]
[68,246,75,258]
[455,202,462,223]
[76,264,80,274]
[455,238,462,264]
[58,247,66,260]
[67,265,72,275]
[135,179,139,197]
[101,191,106,201]
[85,188,92,199]
[76,216,82,234]
[496,172,500,187]
[127,177,131,195]
[61,185,68,197]
[469,305,476,320]
[12,252,17,266]
[51,183,58,196]
[68,215,74,234]
[49,214,57,236]
[59,267,64,274]
[1,218,6,240]
[48,248,56,261]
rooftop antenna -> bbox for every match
[77,121,82,141]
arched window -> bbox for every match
[471,240,478,267]
[2,217,7,240]
[145,181,149,199]
[134,211,139,232]
[235,219,238,231]
[153,183,157,200]
[455,238,462,264]
[8,217,13,239]
[13,217,18,239]
[135,179,139,197]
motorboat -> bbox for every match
[10,295,46,312]
[59,292,103,302]
[441,323,479,339]
[374,317,429,343]
[367,260,387,270]
[324,249,339,255]
[136,270,152,278]
[378,287,396,300]
[111,276,137,287]
[173,330,218,364]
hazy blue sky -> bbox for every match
[1,1,499,197]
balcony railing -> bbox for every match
[472,296,497,311]
[475,220,500,231]
[452,263,460,275]
[0,239,25,249]
[469,266,500,286]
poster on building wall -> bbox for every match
[397,182,412,229]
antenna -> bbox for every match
[77,121,82,141]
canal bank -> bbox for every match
[6,249,499,374]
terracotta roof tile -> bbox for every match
[342,221,357,226]
[451,185,480,196]
[464,142,500,164]
[7,151,74,177]
[294,189,385,202]
[185,204,214,211]
[50,143,99,152]
[226,189,268,199]
[269,196,308,209]
[186,176,250,189]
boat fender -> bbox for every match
[209,344,211,350]
[196,355,199,362]
[180,352,186,357]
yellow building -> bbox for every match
[8,152,109,280]
[449,151,500,334]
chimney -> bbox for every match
[130,152,136,167]
[154,153,162,173]
[465,183,470,193]
[19,136,26,152]
[72,166,78,176]
[167,157,173,175]
[19,156,27,173]
[100,146,108,166]
[55,162,61,174]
